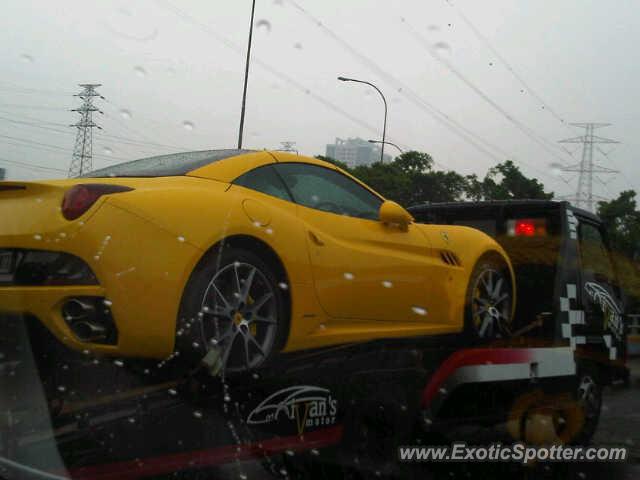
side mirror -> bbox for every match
[379,200,414,229]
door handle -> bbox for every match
[308,231,325,246]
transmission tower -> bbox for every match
[68,84,103,177]
[559,123,619,212]
[279,141,298,153]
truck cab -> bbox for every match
[409,200,628,385]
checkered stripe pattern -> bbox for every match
[559,283,586,350]
[560,283,618,360]
[566,210,578,240]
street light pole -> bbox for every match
[368,139,404,156]
[337,76,387,163]
[237,0,256,149]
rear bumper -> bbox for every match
[0,202,203,359]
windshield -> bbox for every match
[1,1,639,479]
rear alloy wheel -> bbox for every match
[200,261,278,371]
[178,247,288,373]
[466,257,513,340]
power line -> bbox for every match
[403,18,575,169]
[0,103,70,111]
[0,111,188,152]
[0,133,129,161]
[444,0,569,127]
[0,156,66,174]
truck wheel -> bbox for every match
[177,246,289,373]
[464,255,513,341]
[572,371,602,445]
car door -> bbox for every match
[577,219,625,359]
[273,162,435,323]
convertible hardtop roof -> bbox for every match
[408,199,601,223]
[83,149,255,178]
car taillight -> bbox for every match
[506,218,547,237]
[62,184,133,220]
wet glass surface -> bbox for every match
[1,1,639,479]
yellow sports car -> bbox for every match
[0,150,515,370]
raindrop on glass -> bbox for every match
[224,394,231,402]
[412,306,427,316]
[256,19,271,33]
[311,448,320,456]
[382,280,393,288]
[114,359,124,367]
[33,234,42,241]
[278,282,288,290]
[433,42,451,53]
[128,417,136,424]
[119,109,132,120]
[182,121,194,131]
[193,410,203,419]
[265,227,273,235]
[57,386,66,392]
[549,162,564,176]
[103,299,113,307]
[343,272,355,280]
[177,236,185,242]
[103,147,113,155]
[133,66,147,77]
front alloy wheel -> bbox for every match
[467,259,513,340]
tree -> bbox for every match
[466,160,553,201]
[598,190,640,260]
[394,151,433,175]
[597,191,640,310]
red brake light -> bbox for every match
[515,220,535,236]
[507,218,547,237]
[62,184,133,220]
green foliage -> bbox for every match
[597,191,640,309]
[469,160,553,201]
[326,152,552,206]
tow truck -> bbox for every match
[0,200,630,479]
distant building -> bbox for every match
[0,168,5,181]
[325,137,391,168]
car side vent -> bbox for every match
[440,250,461,267]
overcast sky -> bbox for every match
[1,0,638,202]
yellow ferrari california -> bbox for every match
[0,150,515,370]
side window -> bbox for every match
[579,222,615,282]
[233,165,292,202]
[274,163,383,220]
